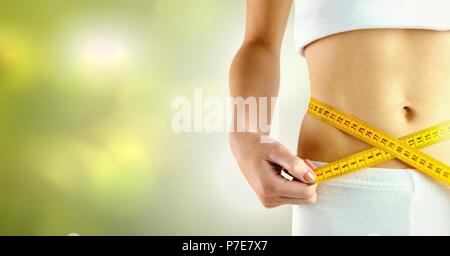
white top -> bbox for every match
[294,0,450,57]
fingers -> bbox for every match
[273,175,317,199]
[304,158,317,170]
[267,144,316,184]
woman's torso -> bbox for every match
[297,29,450,168]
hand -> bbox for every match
[229,132,318,208]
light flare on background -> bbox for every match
[0,28,32,85]
[56,22,141,82]
[78,36,131,71]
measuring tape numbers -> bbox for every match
[307,98,450,186]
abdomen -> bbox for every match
[297,29,450,168]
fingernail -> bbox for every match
[304,170,316,182]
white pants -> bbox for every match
[292,161,450,236]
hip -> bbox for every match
[291,160,450,236]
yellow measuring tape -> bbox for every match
[307,98,450,186]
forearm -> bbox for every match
[229,41,281,134]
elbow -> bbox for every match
[240,37,280,55]
[229,38,280,76]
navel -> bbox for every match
[402,105,415,121]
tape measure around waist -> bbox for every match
[307,98,450,186]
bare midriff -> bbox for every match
[297,29,450,168]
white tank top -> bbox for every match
[294,0,450,57]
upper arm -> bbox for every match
[244,0,293,51]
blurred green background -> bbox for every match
[0,0,310,235]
